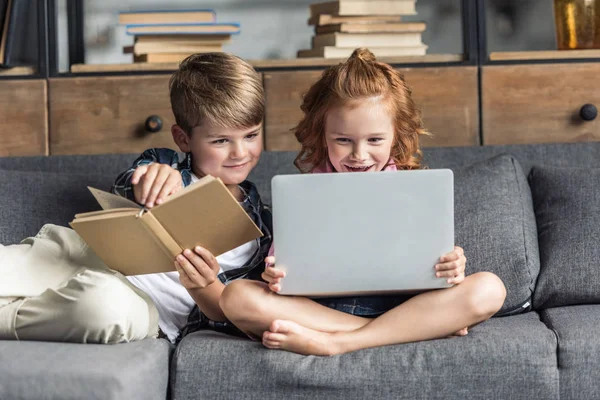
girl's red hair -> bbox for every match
[294,48,429,173]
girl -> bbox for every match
[218,48,507,356]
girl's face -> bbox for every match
[324,97,395,173]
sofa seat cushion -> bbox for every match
[0,338,172,400]
[171,313,558,400]
[540,305,600,400]
[0,169,115,245]
[451,154,540,315]
[529,166,600,309]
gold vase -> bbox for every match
[554,0,600,49]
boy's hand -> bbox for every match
[435,246,466,285]
[262,256,286,293]
[132,163,183,208]
[175,246,221,290]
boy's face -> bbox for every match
[173,122,263,188]
[325,97,394,173]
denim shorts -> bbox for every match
[313,294,415,318]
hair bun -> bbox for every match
[349,48,377,62]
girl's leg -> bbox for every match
[231,272,505,355]
[219,280,371,338]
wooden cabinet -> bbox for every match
[264,66,479,151]
[0,80,47,156]
[49,76,176,155]
[482,64,600,145]
[6,62,598,156]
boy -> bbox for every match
[0,53,270,344]
[111,52,272,343]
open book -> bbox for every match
[70,175,263,276]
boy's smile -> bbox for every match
[325,97,395,173]
[172,122,262,195]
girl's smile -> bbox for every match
[325,97,395,173]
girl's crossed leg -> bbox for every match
[219,272,506,356]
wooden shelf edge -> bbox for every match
[0,66,36,76]
[251,54,463,68]
[490,49,600,61]
[71,54,464,74]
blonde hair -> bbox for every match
[294,48,429,173]
[169,52,264,134]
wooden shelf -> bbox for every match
[0,66,36,76]
[71,54,464,73]
[490,49,600,61]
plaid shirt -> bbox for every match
[111,147,272,285]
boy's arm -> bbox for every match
[111,148,183,202]
[188,282,227,321]
[176,247,227,321]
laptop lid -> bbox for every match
[271,169,454,296]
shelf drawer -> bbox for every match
[264,66,479,151]
[0,80,47,156]
[49,76,176,155]
[483,64,600,145]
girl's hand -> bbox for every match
[175,246,221,290]
[435,246,466,285]
[262,256,286,293]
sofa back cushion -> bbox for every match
[529,166,600,309]
[453,154,540,315]
[0,169,113,245]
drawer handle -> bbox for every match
[144,115,163,133]
[580,104,597,121]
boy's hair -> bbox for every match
[294,48,429,173]
[169,52,264,134]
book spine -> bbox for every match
[139,211,182,259]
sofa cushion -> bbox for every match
[171,313,558,400]
[540,305,600,400]
[0,169,114,245]
[529,166,600,309]
[0,338,172,400]
[453,154,540,315]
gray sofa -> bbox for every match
[1,142,599,400]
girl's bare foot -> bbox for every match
[451,327,469,337]
[262,320,342,356]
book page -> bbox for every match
[73,209,139,221]
[88,187,141,210]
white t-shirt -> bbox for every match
[127,173,258,342]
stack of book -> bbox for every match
[298,0,427,59]
[120,9,241,64]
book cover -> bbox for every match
[70,176,263,276]
[134,34,232,44]
[119,9,216,25]
[310,1,417,17]
[129,44,223,56]
[308,14,403,26]
[298,45,427,59]
[312,32,423,48]
[316,22,426,35]
[125,23,241,36]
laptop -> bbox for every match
[271,169,454,296]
